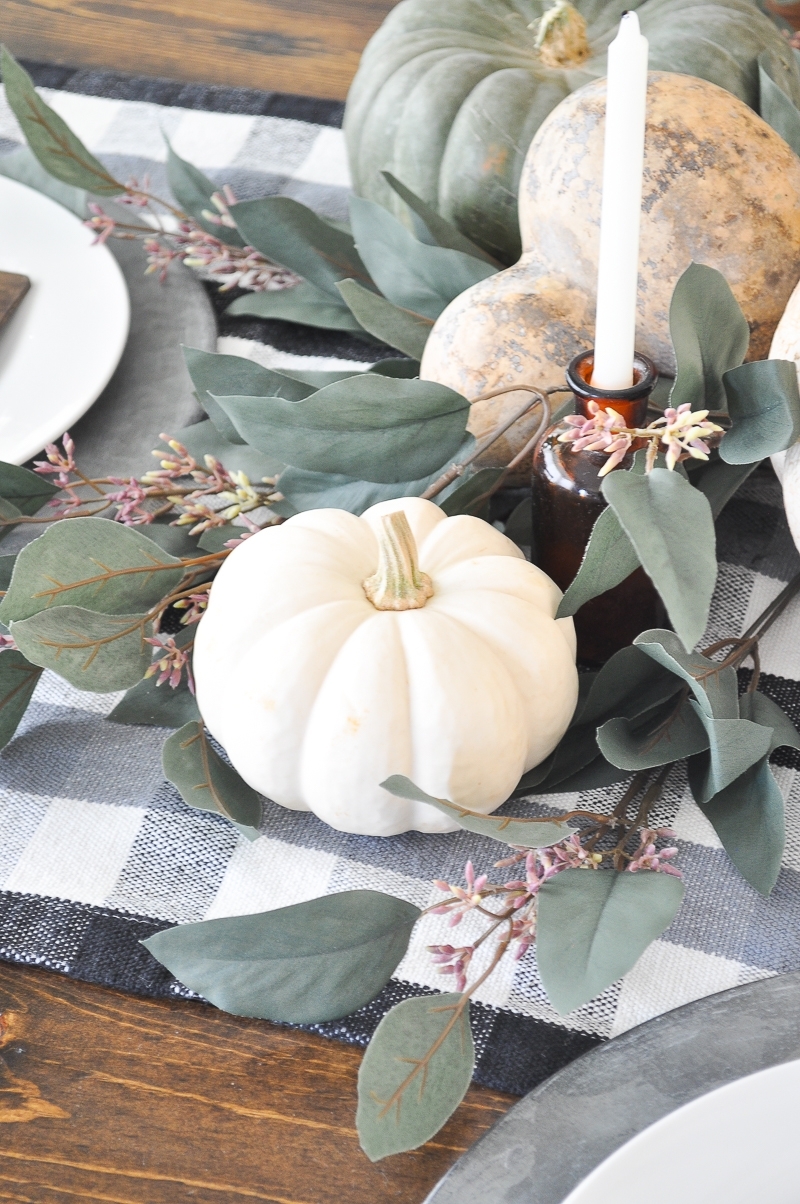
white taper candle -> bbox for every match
[591,11,649,391]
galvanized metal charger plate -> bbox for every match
[425,971,800,1204]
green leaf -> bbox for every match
[0,517,184,624]
[438,468,504,518]
[0,48,124,195]
[634,629,739,720]
[162,720,262,836]
[337,279,432,359]
[524,755,633,795]
[741,690,800,754]
[168,421,284,481]
[380,775,571,847]
[229,196,372,299]
[0,499,22,545]
[214,375,470,485]
[759,51,800,158]
[687,707,774,804]
[701,757,785,895]
[0,650,42,749]
[503,499,532,549]
[537,869,685,1014]
[10,607,152,691]
[276,443,475,516]
[720,360,800,464]
[602,468,716,652]
[182,345,313,444]
[0,145,87,216]
[690,458,758,520]
[596,699,709,770]
[0,554,15,592]
[357,993,473,1161]
[556,505,639,619]
[108,628,199,727]
[0,462,59,514]
[143,889,420,1023]
[668,262,750,413]
[224,279,367,334]
[349,196,496,321]
[165,139,244,246]
[527,645,684,792]
[381,171,500,265]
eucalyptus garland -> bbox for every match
[4,49,800,1159]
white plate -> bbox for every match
[563,1057,800,1204]
[0,175,130,464]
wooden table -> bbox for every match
[0,961,514,1203]
[0,0,396,100]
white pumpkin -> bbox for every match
[193,497,578,836]
[770,278,800,547]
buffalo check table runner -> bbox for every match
[0,65,799,1099]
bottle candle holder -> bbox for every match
[531,348,662,665]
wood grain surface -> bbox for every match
[0,961,514,1203]
[0,0,395,100]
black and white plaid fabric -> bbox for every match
[1,65,799,1099]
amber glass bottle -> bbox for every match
[531,349,663,665]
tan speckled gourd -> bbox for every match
[421,72,800,467]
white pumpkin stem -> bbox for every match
[534,0,590,68]
[363,511,434,611]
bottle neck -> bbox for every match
[567,349,657,429]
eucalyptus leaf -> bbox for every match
[634,629,739,720]
[688,690,800,888]
[381,171,500,265]
[0,498,23,545]
[537,869,685,1014]
[597,700,709,770]
[349,196,496,321]
[214,375,470,485]
[0,554,15,592]
[438,468,504,517]
[0,145,87,215]
[357,993,473,1161]
[759,52,800,157]
[0,48,124,195]
[531,646,684,791]
[0,462,59,514]
[0,518,184,624]
[602,467,716,653]
[337,278,432,359]
[668,262,749,412]
[108,628,199,727]
[720,360,800,464]
[690,458,758,520]
[0,650,42,749]
[225,280,367,333]
[276,440,475,515]
[162,720,262,835]
[183,345,313,443]
[139,517,203,560]
[687,706,775,805]
[165,139,244,246]
[504,499,532,549]
[229,197,372,298]
[10,606,152,691]
[381,776,571,847]
[143,889,420,1023]
[701,758,785,895]
[556,505,639,619]
[168,420,284,480]
[524,755,633,795]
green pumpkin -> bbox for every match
[344,0,800,264]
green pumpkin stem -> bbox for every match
[363,511,434,611]
[534,0,591,69]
